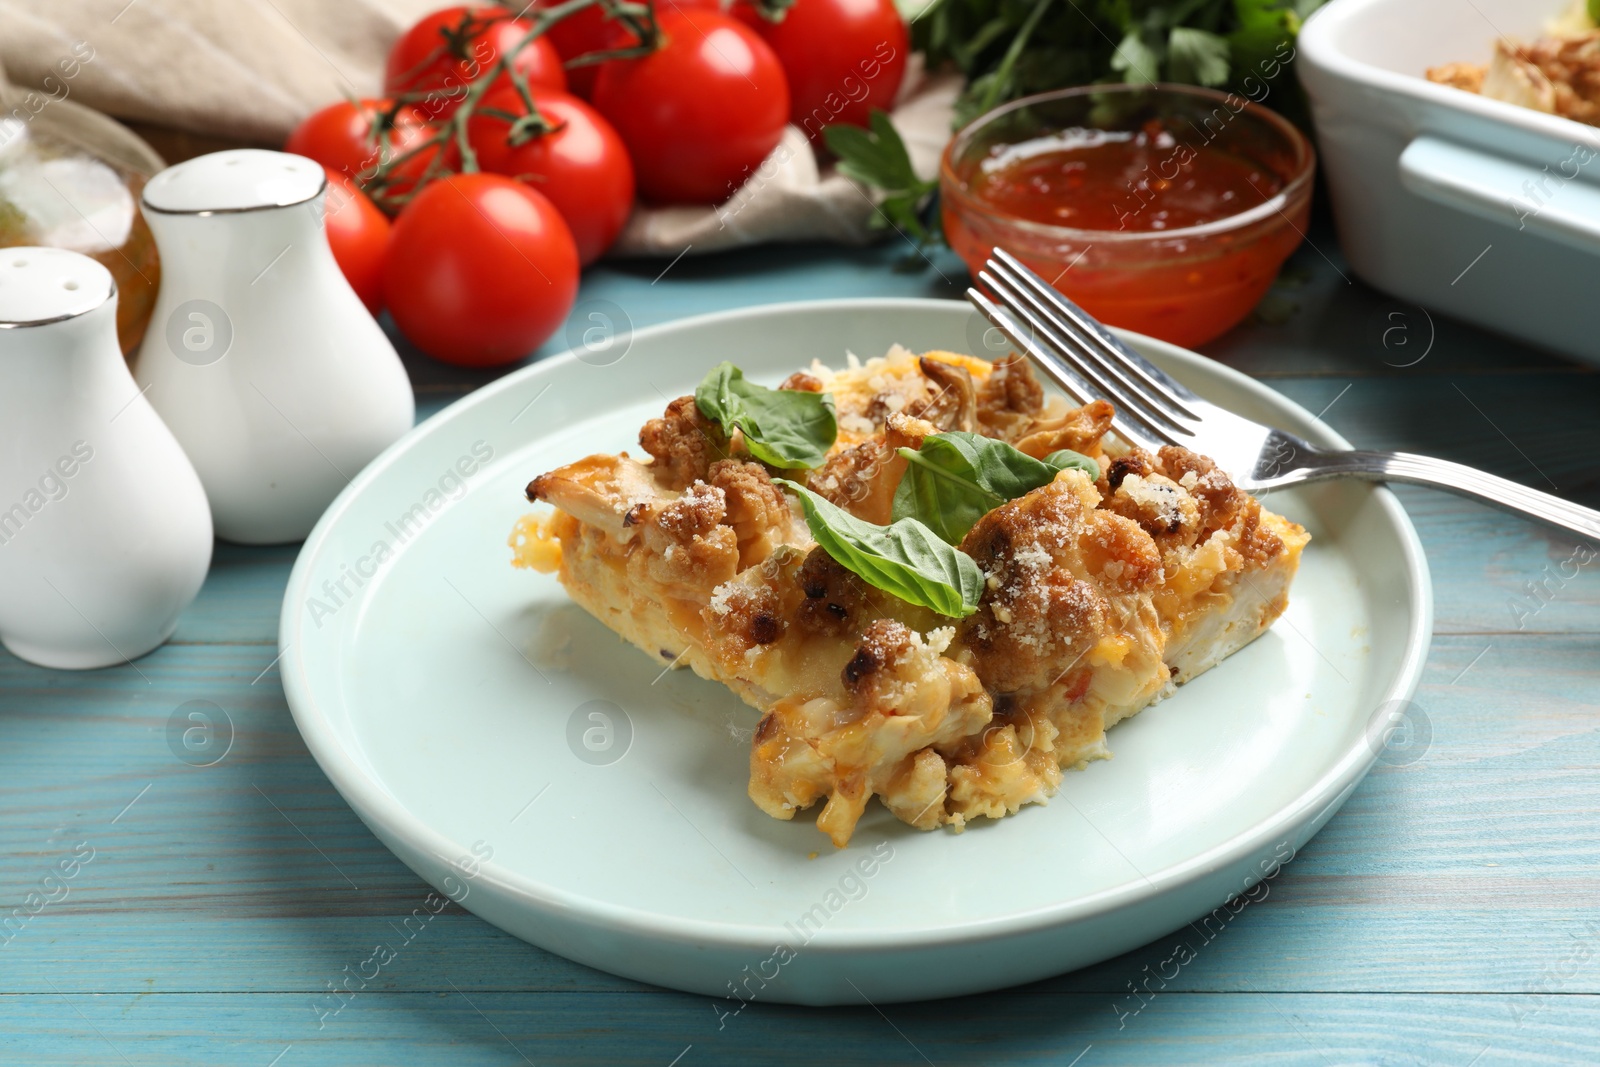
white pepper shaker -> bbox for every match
[0,248,212,669]
[135,149,414,544]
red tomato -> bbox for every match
[735,0,907,141]
[320,170,391,315]
[531,3,620,99]
[384,173,579,367]
[385,4,566,120]
[467,86,634,265]
[284,98,452,211]
[285,99,433,183]
[529,0,721,98]
[591,9,789,205]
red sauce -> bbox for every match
[942,112,1311,348]
[964,120,1283,233]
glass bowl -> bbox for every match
[941,83,1315,348]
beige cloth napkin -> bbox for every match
[0,0,441,145]
[0,0,955,255]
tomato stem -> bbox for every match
[359,0,662,213]
[742,0,796,23]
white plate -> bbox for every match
[280,299,1431,1005]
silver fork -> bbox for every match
[968,248,1600,544]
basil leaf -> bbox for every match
[1042,449,1101,482]
[824,109,940,243]
[891,432,1102,544]
[694,362,837,470]
[892,432,1050,544]
[776,479,983,619]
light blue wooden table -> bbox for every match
[4,231,1599,1066]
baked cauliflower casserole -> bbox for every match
[511,347,1308,848]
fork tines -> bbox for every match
[969,249,1201,452]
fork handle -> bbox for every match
[1283,448,1600,544]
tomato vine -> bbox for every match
[357,0,662,212]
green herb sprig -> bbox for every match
[891,431,1099,544]
[695,362,838,470]
[917,0,1327,130]
[823,110,940,244]
[777,479,984,618]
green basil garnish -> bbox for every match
[776,479,983,619]
[891,432,1102,544]
[694,362,837,470]
[1042,449,1102,481]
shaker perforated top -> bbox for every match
[142,149,326,214]
[0,248,115,327]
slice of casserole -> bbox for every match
[512,347,1308,847]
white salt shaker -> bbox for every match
[135,149,414,544]
[0,248,212,669]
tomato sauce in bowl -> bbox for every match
[941,85,1315,348]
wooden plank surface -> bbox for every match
[3,992,1599,1066]
[2,234,1597,1065]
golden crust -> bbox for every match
[1427,29,1600,126]
[639,395,724,489]
[516,349,1309,847]
[959,472,1163,696]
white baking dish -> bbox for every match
[1298,0,1600,363]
